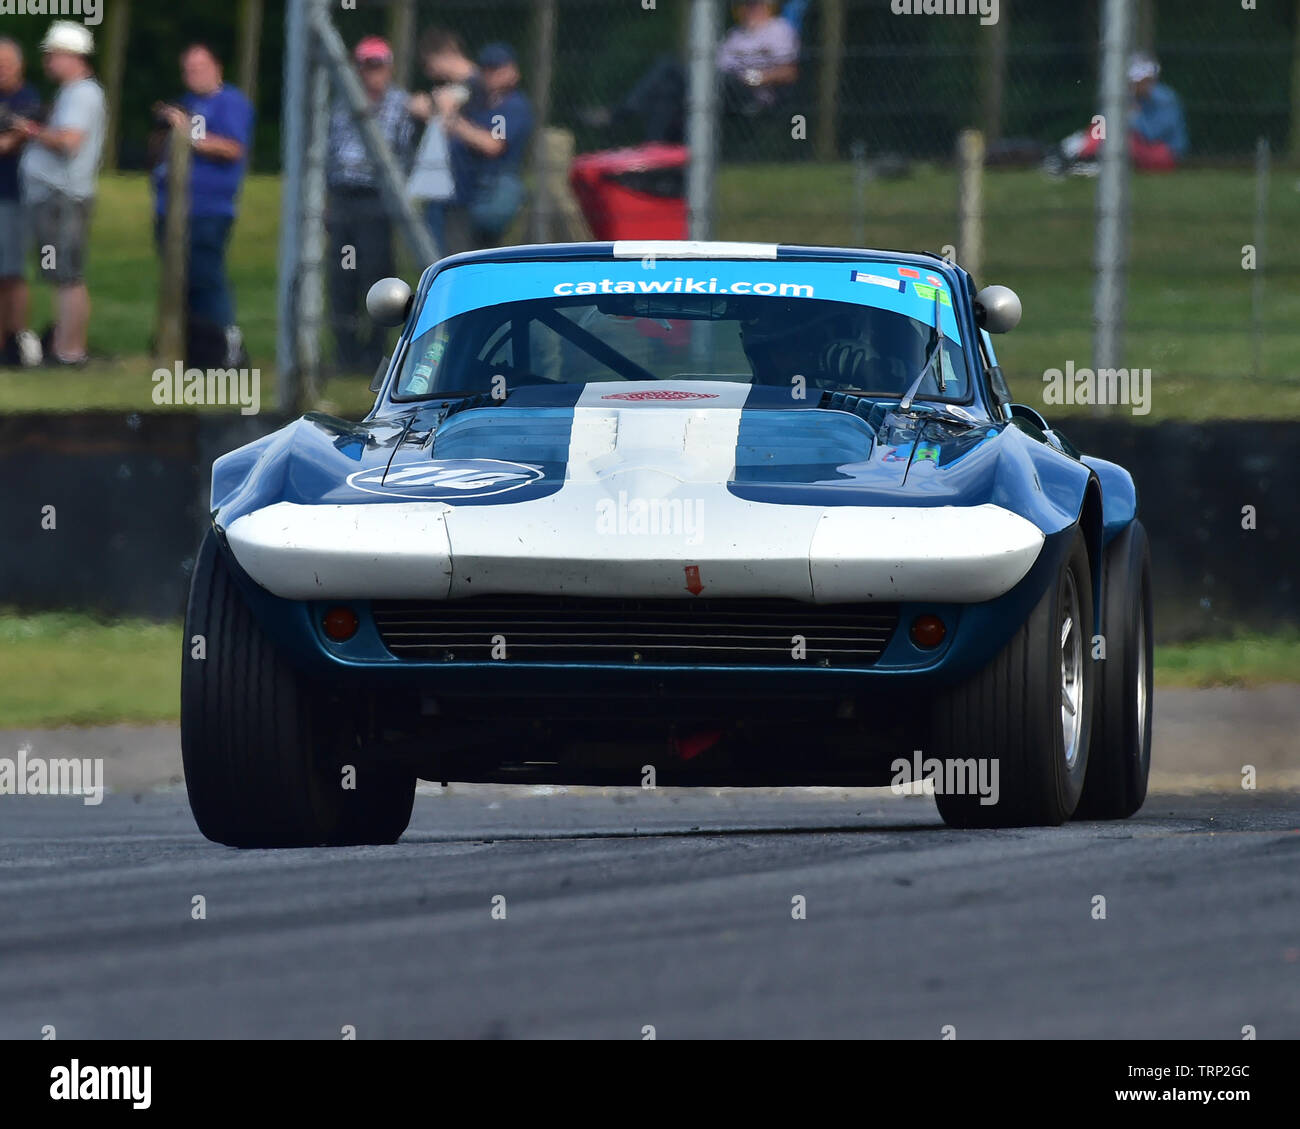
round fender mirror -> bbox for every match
[366,278,414,328]
[974,285,1022,334]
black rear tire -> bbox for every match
[931,528,1094,828]
[1074,520,1153,819]
[181,529,415,848]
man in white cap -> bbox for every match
[16,21,106,367]
[1046,52,1187,177]
[1124,53,1187,170]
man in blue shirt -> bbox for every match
[419,37,533,254]
[0,37,42,367]
[153,44,254,365]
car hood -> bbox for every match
[212,382,1097,603]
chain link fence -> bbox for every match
[281,0,1300,409]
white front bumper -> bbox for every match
[222,493,1044,604]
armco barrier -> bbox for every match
[0,412,1295,641]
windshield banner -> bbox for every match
[413,259,962,343]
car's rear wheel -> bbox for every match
[1074,520,1153,819]
[931,528,1094,828]
[181,529,415,848]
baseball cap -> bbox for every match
[42,20,95,57]
[477,42,517,69]
[1127,53,1160,83]
[354,36,393,65]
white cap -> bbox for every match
[42,21,95,57]
[1127,53,1159,83]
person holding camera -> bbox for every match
[409,33,532,256]
[0,37,42,368]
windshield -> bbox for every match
[393,258,970,404]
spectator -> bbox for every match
[414,34,533,255]
[1126,54,1188,169]
[0,37,42,367]
[1047,53,1188,176]
[17,21,105,369]
[406,34,458,254]
[580,56,686,146]
[717,0,800,116]
[326,36,413,375]
[152,44,255,368]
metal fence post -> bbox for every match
[1092,0,1134,415]
[296,10,330,410]
[686,0,721,242]
[276,0,309,412]
[957,129,985,286]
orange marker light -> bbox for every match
[909,614,946,649]
[322,607,360,641]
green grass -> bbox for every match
[717,163,1300,421]
[3,165,1299,420]
[0,610,180,728]
[1,610,1296,728]
[1154,630,1300,689]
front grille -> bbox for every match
[371,596,899,667]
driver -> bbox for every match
[739,301,922,394]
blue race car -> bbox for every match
[182,241,1152,846]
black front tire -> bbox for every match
[931,528,1094,828]
[181,529,415,848]
[1074,520,1153,819]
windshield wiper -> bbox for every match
[899,287,945,412]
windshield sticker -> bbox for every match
[851,271,906,293]
[912,283,953,306]
[407,328,449,395]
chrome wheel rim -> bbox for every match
[1060,572,1084,769]
[1135,602,1148,750]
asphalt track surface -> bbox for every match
[2,781,1298,1039]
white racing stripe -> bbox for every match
[611,240,778,261]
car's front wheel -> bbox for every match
[930,528,1094,828]
[1074,520,1153,819]
[181,529,415,848]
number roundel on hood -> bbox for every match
[346,460,544,501]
